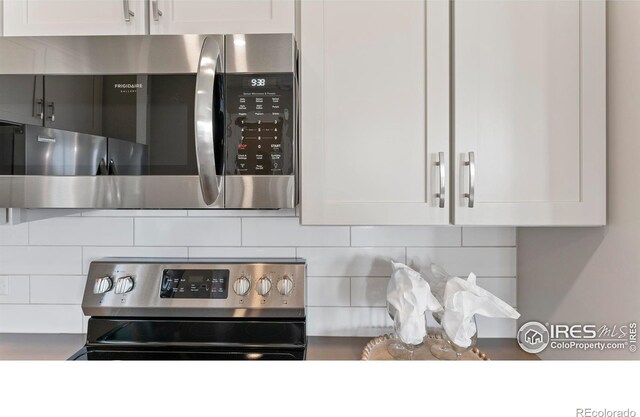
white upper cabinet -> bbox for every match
[149,0,295,34]
[453,0,606,226]
[2,0,146,36]
[300,0,450,225]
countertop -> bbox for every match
[0,334,537,360]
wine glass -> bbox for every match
[429,312,478,360]
[386,302,430,360]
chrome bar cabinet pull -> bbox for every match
[464,152,475,208]
[435,151,446,208]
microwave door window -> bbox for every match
[107,138,148,176]
[103,73,221,177]
[23,126,107,176]
[147,74,198,176]
[43,75,101,136]
[0,74,217,178]
[102,75,143,146]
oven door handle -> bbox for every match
[194,36,223,206]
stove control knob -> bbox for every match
[277,275,294,296]
[256,276,272,297]
[93,276,113,294]
[114,276,135,294]
[233,275,251,296]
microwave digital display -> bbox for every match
[243,78,275,88]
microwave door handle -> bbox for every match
[194,36,222,206]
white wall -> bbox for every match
[0,209,518,337]
[517,0,640,360]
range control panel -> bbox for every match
[225,73,295,176]
[82,259,306,318]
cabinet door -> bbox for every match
[3,0,146,36]
[0,75,43,126]
[149,0,294,34]
[453,0,605,226]
[300,0,449,225]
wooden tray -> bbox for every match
[361,333,489,360]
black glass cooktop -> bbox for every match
[68,318,307,361]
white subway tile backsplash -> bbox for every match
[351,226,461,247]
[0,211,518,338]
[30,276,85,305]
[406,247,516,277]
[187,209,297,217]
[189,246,296,258]
[135,218,240,246]
[307,277,350,307]
[476,277,517,307]
[82,246,188,274]
[0,247,82,275]
[29,217,133,246]
[0,276,30,304]
[307,307,392,337]
[82,210,188,217]
[297,247,405,277]
[462,227,516,247]
[350,277,388,307]
[242,218,350,247]
[349,277,516,308]
[0,223,28,246]
[23,209,83,222]
[307,308,516,338]
[476,316,519,338]
[0,304,82,333]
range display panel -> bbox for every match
[160,269,230,299]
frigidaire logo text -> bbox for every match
[114,83,143,89]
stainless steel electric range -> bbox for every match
[69,258,306,360]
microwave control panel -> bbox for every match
[225,73,295,176]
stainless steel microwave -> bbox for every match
[0,34,297,209]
